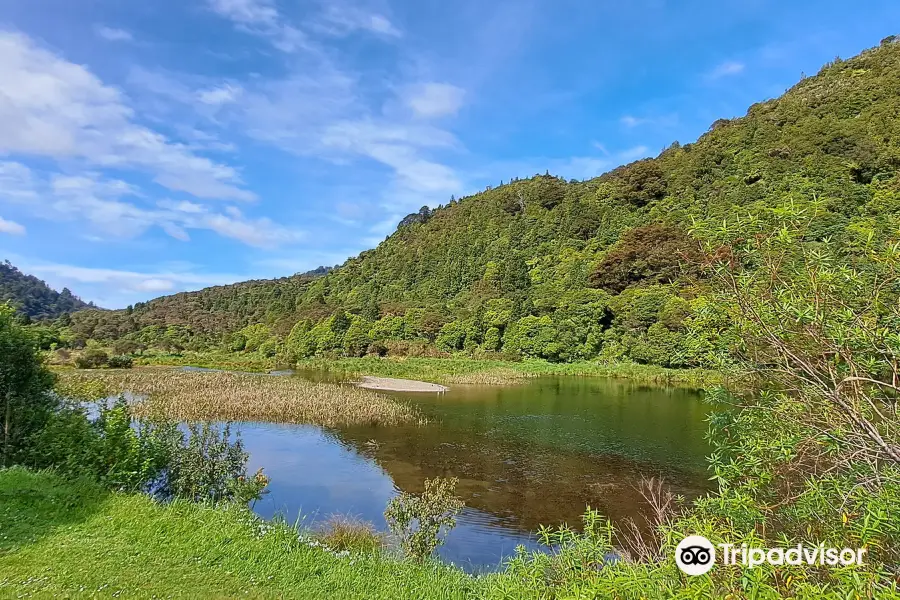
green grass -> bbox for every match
[0,468,483,599]
[296,357,723,389]
[134,350,277,373]
[72,349,723,389]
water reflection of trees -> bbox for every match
[332,424,710,535]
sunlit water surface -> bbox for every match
[234,375,713,572]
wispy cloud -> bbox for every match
[314,4,402,38]
[205,0,308,52]
[706,60,745,80]
[0,216,25,235]
[0,162,302,248]
[21,260,249,303]
[94,25,133,42]
[618,145,650,161]
[196,83,243,106]
[0,31,254,202]
[405,83,465,118]
[620,113,679,128]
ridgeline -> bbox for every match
[51,36,900,368]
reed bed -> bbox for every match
[297,357,723,389]
[56,369,421,427]
[444,368,538,385]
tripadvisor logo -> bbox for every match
[674,535,868,576]
[675,535,715,576]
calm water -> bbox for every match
[237,375,713,572]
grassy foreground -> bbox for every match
[56,368,421,427]
[0,468,481,599]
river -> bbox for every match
[237,375,713,572]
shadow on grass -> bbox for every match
[0,467,111,553]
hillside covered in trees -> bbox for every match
[0,261,93,320]
[66,36,900,366]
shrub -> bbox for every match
[74,348,109,369]
[0,304,57,466]
[33,394,267,504]
[32,397,171,491]
[384,477,464,560]
[159,421,268,505]
[107,355,133,369]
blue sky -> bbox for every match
[0,0,897,308]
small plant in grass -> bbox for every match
[384,477,464,560]
[316,516,383,553]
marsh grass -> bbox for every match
[56,368,421,427]
[315,516,384,554]
[297,357,722,389]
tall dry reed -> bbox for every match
[57,369,421,427]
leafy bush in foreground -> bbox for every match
[385,477,464,561]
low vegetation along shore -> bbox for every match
[56,368,420,427]
[297,356,722,388]
[104,349,722,388]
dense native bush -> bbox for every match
[589,224,701,293]
[52,39,900,373]
[107,354,133,369]
[74,347,109,369]
[0,304,57,467]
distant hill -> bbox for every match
[0,261,93,320]
[67,272,323,344]
[68,36,900,365]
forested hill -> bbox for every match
[1,261,93,320]
[68,36,900,364]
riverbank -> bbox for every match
[0,468,480,599]
[297,357,723,389]
[114,350,723,389]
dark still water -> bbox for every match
[239,376,713,572]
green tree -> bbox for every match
[0,304,56,466]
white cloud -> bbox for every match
[206,0,307,52]
[0,161,39,202]
[707,61,745,79]
[620,113,678,128]
[135,278,175,292]
[0,162,302,248]
[23,261,247,298]
[619,145,650,161]
[0,216,25,235]
[315,5,402,38]
[0,31,254,201]
[405,83,465,118]
[197,83,243,106]
[206,0,279,26]
[131,9,460,212]
[320,120,461,196]
[94,25,133,42]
